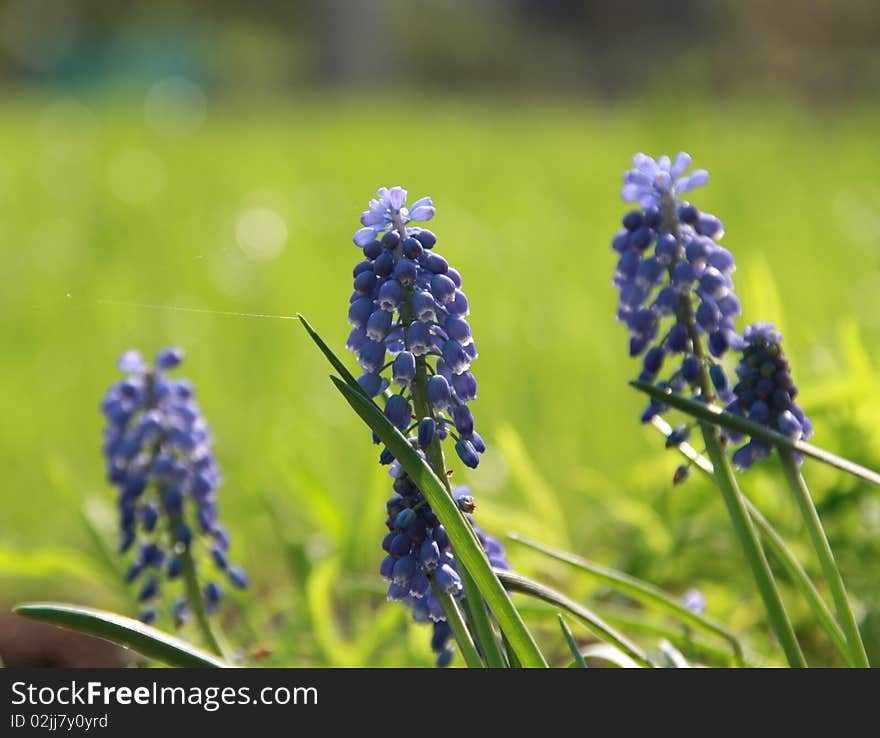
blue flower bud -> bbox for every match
[427,375,452,410]
[373,250,395,277]
[363,239,383,259]
[403,236,423,259]
[366,308,392,340]
[455,438,479,468]
[709,364,728,393]
[166,556,183,579]
[430,274,456,304]
[358,372,386,397]
[442,340,470,375]
[412,290,436,322]
[392,555,418,586]
[452,405,474,436]
[413,229,436,249]
[406,321,432,356]
[380,555,395,580]
[204,582,222,614]
[138,576,159,602]
[418,417,436,449]
[381,230,400,250]
[392,352,416,387]
[408,571,430,598]
[348,297,374,327]
[353,269,377,295]
[384,394,412,431]
[155,347,184,370]
[423,252,448,274]
[455,493,476,513]
[227,566,250,589]
[357,339,386,373]
[394,508,417,530]
[434,564,462,595]
[393,258,418,286]
[419,540,440,571]
[667,322,688,352]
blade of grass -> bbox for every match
[558,614,588,668]
[633,380,880,486]
[572,643,640,668]
[14,603,228,668]
[330,376,546,667]
[652,416,852,665]
[494,569,653,668]
[517,600,747,666]
[509,532,743,665]
[779,452,870,667]
[297,313,368,398]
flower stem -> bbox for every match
[179,543,228,660]
[680,302,805,665]
[778,451,870,667]
[458,564,507,668]
[402,289,510,668]
[408,353,492,667]
[430,580,483,668]
[702,433,805,666]
[653,415,851,664]
[662,194,805,667]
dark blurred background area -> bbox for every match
[0,0,877,103]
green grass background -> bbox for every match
[2,94,879,666]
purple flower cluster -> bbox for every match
[380,483,510,667]
[348,187,505,666]
[347,186,484,469]
[100,348,247,624]
[727,323,814,471]
[613,152,742,420]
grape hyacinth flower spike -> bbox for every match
[381,485,512,666]
[611,154,807,667]
[727,323,814,471]
[347,186,484,470]
[100,348,247,645]
[347,186,501,665]
[613,152,742,427]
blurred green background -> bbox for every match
[1,0,880,667]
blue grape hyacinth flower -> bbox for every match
[727,323,814,471]
[347,186,484,469]
[613,152,742,423]
[100,347,247,624]
[348,187,503,666]
[380,484,511,667]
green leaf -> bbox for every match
[509,533,743,664]
[571,643,640,669]
[13,603,229,668]
[558,614,588,668]
[331,376,546,667]
[297,313,367,398]
[631,380,880,486]
[494,569,652,668]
